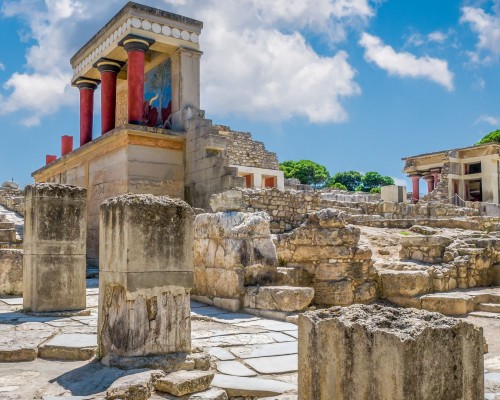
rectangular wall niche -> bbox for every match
[143,58,172,129]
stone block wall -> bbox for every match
[185,118,246,210]
[221,128,279,170]
[193,211,278,308]
[276,209,377,306]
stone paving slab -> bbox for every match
[266,331,297,343]
[193,333,278,348]
[235,319,298,332]
[38,334,97,361]
[210,313,259,324]
[207,347,236,361]
[211,374,296,398]
[0,297,23,305]
[191,307,228,317]
[0,329,54,361]
[229,341,298,359]
[216,360,257,377]
[244,354,298,374]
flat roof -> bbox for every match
[401,142,500,161]
[71,1,203,64]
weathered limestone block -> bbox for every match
[99,194,194,360]
[23,183,87,312]
[299,305,484,400]
[155,370,214,396]
[244,286,314,311]
[193,211,277,305]
[399,235,453,263]
[210,189,244,212]
[0,249,23,295]
[106,369,165,400]
[379,270,432,297]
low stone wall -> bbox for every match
[0,249,23,295]
[275,209,377,306]
[210,189,481,234]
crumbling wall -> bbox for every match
[221,128,279,170]
[276,209,377,306]
[193,211,278,310]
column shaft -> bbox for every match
[127,49,146,124]
[96,59,123,134]
[410,175,421,203]
[79,88,94,145]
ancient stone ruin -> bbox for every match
[0,1,499,399]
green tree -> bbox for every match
[476,129,500,145]
[279,160,298,179]
[326,170,362,191]
[331,182,348,190]
[360,171,394,192]
[279,160,330,188]
[370,187,381,194]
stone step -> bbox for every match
[469,311,500,319]
[244,286,314,312]
[476,303,500,313]
[0,229,17,242]
[0,242,22,249]
[0,222,14,229]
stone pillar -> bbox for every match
[96,58,123,134]
[409,174,421,202]
[75,78,99,146]
[423,174,435,194]
[431,168,441,188]
[23,183,87,312]
[298,304,484,400]
[98,194,194,361]
[120,35,154,125]
[61,135,73,156]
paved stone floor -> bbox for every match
[0,279,499,399]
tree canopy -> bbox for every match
[476,129,500,145]
[280,161,395,192]
[279,160,330,188]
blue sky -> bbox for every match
[0,0,499,188]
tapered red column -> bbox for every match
[75,79,99,146]
[409,174,422,203]
[431,168,441,188]
[423,174,435,194]
[96,59,123,134]
[120,35,154,125]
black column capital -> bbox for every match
[119,34,155,52]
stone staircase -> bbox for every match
[0,205,23,249]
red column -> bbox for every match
[120,36,153,124]
[424,175,435,193]
[45,155,57,165]
[96,59,123,134]
[75,79,99,146]
[409,174,421,203]
[431,168,441,188]
[61,135,73,156]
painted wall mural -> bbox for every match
[143,58,172,128]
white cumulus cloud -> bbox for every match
[0,0,374,126]
[359,32,454,91]
[475,114,499,126]
[461,5,500,58]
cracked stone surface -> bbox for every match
[1,279,500,399]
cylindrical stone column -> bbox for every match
[45,155,57,165]
[75,79,99,146]
[121,36,153,124]
[98,194,194,362]
[96,59,123,134]
[61,135,73,156]
[409,174,421,203]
